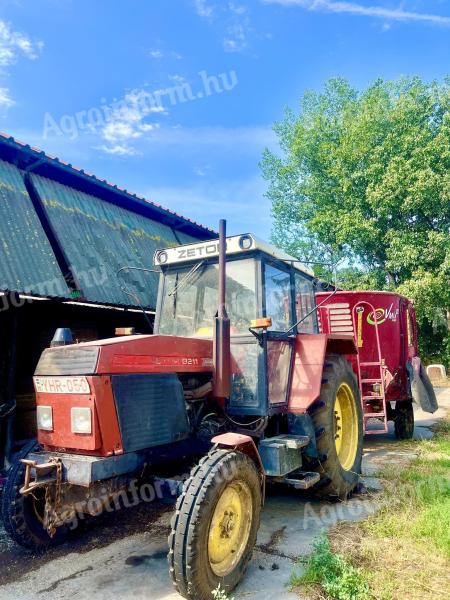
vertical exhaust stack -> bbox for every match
[213,219,231,400]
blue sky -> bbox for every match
[0,0,449,238]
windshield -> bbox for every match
[158,258,257,337]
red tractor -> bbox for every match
[1,221,434,599]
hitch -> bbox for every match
[20,458,58,495]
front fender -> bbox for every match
[211,432,265,502]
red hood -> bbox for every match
[36,334,214,376]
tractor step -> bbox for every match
[361,378,382,383]
[283,472,321,490]
[359,361,382,366]
[365,427,388,434]
[362,395,384,400]
[260,434,310,450]
[364,412,386,418]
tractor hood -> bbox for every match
[35,335,214,376]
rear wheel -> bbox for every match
[309,354,363,499]
[168,449,262,600]
[1,440,69,550]
[394,401,414,440]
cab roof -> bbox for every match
[153,233,314,277]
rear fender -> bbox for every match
[211,432,265,503]
[289,333,358,414]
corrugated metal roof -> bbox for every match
[31,173,197,307]
[0,133,215,310]
[0,132,215,238]
[0,160,70,298]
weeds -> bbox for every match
[212,584,234,600]
[291,532,370,600]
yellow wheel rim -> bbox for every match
[334,383,359,471]
[208,480,253,577]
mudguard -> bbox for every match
[407,357,438,413]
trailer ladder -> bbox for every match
[352,302,388,434]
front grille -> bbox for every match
[112,373,190,452]
[35,346,99,375]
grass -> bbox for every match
[290,532,370,600]
[291,419,450,600]
[212,584,234,600]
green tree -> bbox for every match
[262,76,450,365]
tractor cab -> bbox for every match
[153,234,318,416]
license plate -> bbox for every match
[34,376,90,395]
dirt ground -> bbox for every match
[0,388,448,600]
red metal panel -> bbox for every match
[288,333,357,414]
[36,376,123,456]
[95,335,214,375]
[36,389,101,452]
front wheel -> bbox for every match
[1,440,69,550]
[308,354,363,499]
[168,449,262,600]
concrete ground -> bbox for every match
[0,387,448,600]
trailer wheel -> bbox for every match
[168,449,262,600]
[309,354,363,499]
[1,440,69,550]
[394,401,414,440]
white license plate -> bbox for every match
[34,376,90,395]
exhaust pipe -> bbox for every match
[213,219,231,399]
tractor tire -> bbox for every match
[308,354,363,500]
[168,449,262,600]
[1,440,69,550]
[394,401,414,440]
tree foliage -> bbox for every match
[262,76,450,365]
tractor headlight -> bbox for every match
[36,406,53,431]
[71,407,92,434]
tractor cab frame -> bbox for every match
[153,233,318,418]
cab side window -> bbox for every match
[264,264,291,331]
[294,273,317,333]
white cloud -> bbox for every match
[98,89,165,154]
[223,22,249,52]
[96,143,139,156]
[147,49,183,60]
[228,3,247,16]
[263,0,450,26]
[0,86,14,107]
[0,20,43,110]
[194,0,252,52]
[0,20,43,67]
[194,0,215,19]
[194,164,211,176]
[148,49,164,59]
[168,74,186,83]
